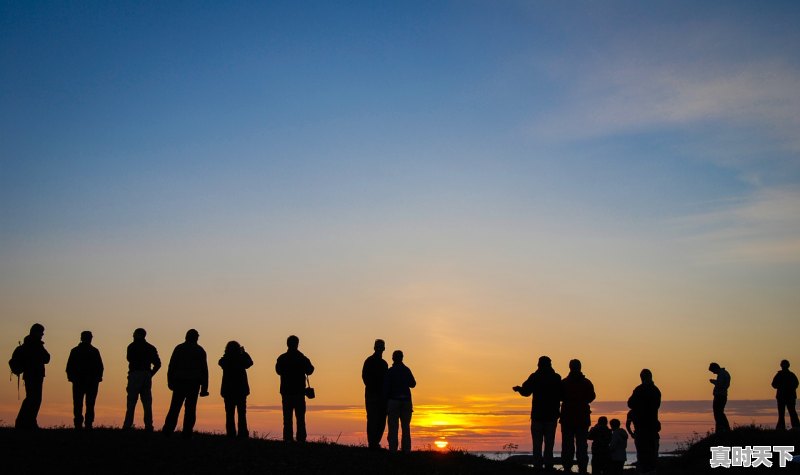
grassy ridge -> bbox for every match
[0,427,530,475]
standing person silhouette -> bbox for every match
[772,359,800,430]
[13,323,50,430]
[219,341,253,438]
[66,331,104,430]
[383,350,416,453]
[627,369,661,474]
[708,362,731,433]
[560,359,596,474]
[587,416,611,475]
[275,335,314,442]
[162,329,209,438]
[513,356,562,472]
[122,328,161,431]
[362,339,388,450]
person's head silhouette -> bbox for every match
[186,329,199,343]
[287,335,299,350]
[374,339,385,353]
[29,323,45,340]
[537,356,552,369]
[597,416,608,427]
[781,360,790,370]
[569,359,582,372]
[392,350,404,363]
[133,328,146,340]
[225,341,241,354]
[709,362,721,373]
[80,331,93,343]
[640,369,653,383]
[610,418,621,430]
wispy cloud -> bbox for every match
[671,186,800,263]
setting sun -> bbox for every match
[434,439,449,450]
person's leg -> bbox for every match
[182,384,200,437]
[387,399,400,452]
[543,419,557,470]
[123,373,139,429]
[295,395,307,443]
[84,381,98,428]
[237,397,249,438]
[787,398,800,429]
[26,378,44,429]
[72,383,84,429]
[282,396,294,442]
[399,401,412,453]
[141,374,154,431]
[162,389,185,435]
[365,397,381,449]
[561,423,576,471]
[777,399,786,430]
[576,426,590,473]
[714,395,730,433]
[530,421,544,469]
[224,398,236,437]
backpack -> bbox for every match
[9,344,24,376]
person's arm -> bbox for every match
[407,367,416,389]
[587,380,596,404]
[243,351,253,369]
[151,346,162,376]
[200,349,209,395]
[514,374,534,397]
[42,344,50,364]
[65,348,76,382]
[305,357,314,376]
[97,348,104,382]
[361,359,369,386]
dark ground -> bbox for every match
[1,425,798,474]
[0,426,532,475]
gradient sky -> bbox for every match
[1,1,799,450]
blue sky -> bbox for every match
[1,0,799,422]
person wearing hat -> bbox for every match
[13,323,50,430]
[66,331,104,430]
[513,356,563,471]
[162,329,209,438]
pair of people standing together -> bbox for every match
[362,339,417,452]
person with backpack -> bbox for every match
[66,331,104,430]
[11,323,50,430]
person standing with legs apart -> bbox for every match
[362,339,388,450]
[627,369,661,474]
[219,341,253,438]
[708,362,731,433]
[772,359,800,430]
[275,335,314,442]
[513,355,562,472]
[560,359,596,474]
[162,329,209,438]
[122,328,161,431]
[66,331,104,430]
[383,350,416,452]
[12,323,50,430]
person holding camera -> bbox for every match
[276,335,315,442]
[219,341,254,438]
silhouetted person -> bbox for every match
[708,362,731,433]
[560,359,596,474]
[362,338,388,450]
[627,369,661,474]
[275,335,314,442]
[162,329,209,438]
[607,418,628,475]
[383,350,416,452]
[587,416,611,475]
[772,359,800,430]
[513,355,562,471]
[66,331,104,430]
[122,328,161,431]
[219,340,253,438]
[13,323,50,430]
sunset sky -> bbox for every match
[1,1,799,451]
